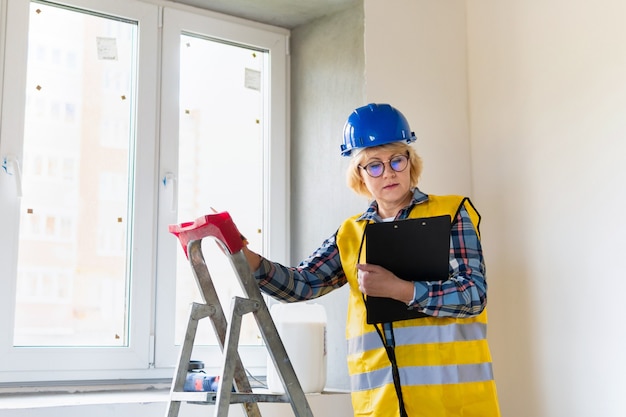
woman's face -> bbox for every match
[358,147,412,214]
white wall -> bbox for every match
[364,0,473,195]
[365,0,626,416]
[467,1,626,416]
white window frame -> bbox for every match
[154,6,289,375]
[0,0,289,384]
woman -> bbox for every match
[242,103,501,417]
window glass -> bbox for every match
[13,1,137,347]
[174,34,265,346]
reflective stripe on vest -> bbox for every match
[348,321,487,354]
[350,362,494,391]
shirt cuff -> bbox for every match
[407,281,428,308]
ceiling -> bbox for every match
[172,0,359,29]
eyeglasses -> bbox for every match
[358,154,409,178]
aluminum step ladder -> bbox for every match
[165,212,314,417]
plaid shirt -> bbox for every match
[254,188,487,318]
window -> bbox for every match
[155,7,289,375]
[0,0,288,383]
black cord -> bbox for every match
[372,322,409,417]
[358,220,409,416]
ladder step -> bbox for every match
[170,391,291,404]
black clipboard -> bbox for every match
[364,215,451,324]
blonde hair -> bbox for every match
[346,142,423,198]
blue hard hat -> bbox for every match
[340,103,416,157]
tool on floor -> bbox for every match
[165,211,314,417]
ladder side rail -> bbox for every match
[187,239,262,417]
[214,297,261,417]
[188,239,233,347]
[228,252,314,417]
[166,302,215,417]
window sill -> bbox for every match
[0,383,351,412]
[0,388,170,410]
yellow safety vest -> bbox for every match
[336,195,501,417]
